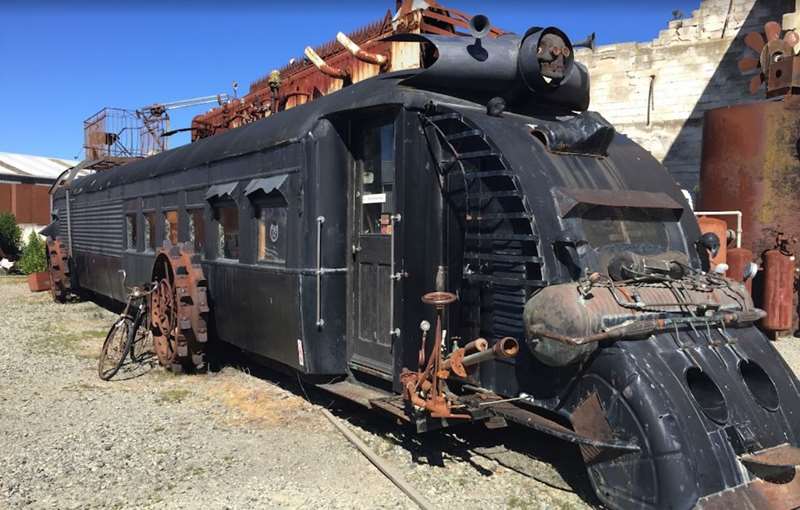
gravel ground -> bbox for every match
[0,278,593,509]
[2,277,799,510]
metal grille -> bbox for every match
[69,198,124,256]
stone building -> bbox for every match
[576,0,798,191]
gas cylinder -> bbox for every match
[697,216,728,268]
[727,247,755,294]
[761,239,796,334]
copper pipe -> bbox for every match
[304,46,348,80]
[460,337,519,367]
[336,32,388,68]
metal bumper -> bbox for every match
[695,444,800,509]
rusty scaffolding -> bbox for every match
[83,107,168,160]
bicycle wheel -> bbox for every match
[98,317,134,381]
[128,306,151,363]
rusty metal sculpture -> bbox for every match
[401,291,520,419]
[150,242,209,372]
[46,238,70,303]
[739,21,800,96]
[190,0,508,140]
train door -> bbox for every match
[349,115,399,378]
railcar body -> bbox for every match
[49,17,800,510]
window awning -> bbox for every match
[244,174,288,197]
[205,181,238,201]
[554,187,684,218]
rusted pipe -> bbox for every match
[336,32,388,67]
[463,337,488,355]
[440,338,488,373]
[304,46,349,80]
[529,310,766,346]
[460,337,519,366]
[694,210,743,248]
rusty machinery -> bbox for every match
[188,0,508,140]
[699,20,800,336]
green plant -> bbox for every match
[17,231,47,274]
[0,212,21,259]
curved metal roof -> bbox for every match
[0,152,76,183]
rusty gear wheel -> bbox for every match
[46,238,70,303]
[149,242,209,372]
[739,20,799,95]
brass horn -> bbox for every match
[573,32,596,52]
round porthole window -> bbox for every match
[739,360,780,412]
[686,367,729,425]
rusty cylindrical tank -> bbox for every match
[727,247,755,293]
[699,97,800,331]
[761,243,796,335]
[697,216,728,268]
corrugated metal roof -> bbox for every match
[0,152,77,181]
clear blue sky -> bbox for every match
[0,1,699,159]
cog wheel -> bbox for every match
[739,20,799,95]
[150,241,210,372]
[46,238,70,303]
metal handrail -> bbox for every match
[316,216,325,329]
[389,214,402,338]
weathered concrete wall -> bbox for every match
[576,0,794,191]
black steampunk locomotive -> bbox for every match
[47,15,800,510]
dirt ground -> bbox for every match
[1,276,799,509]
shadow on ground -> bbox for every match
[207,343,600,507]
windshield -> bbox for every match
[580,206,680,250]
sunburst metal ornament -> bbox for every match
[738,21,799,95]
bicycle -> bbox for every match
[98,274,155,381]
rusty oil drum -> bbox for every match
[699,97,800,332]
[699,98,800,259]
[727,247,755,293]
[761,248,796,334]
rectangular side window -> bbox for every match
[163,210,178,245]
[126,214,137,250]
[257,206,287,265]
[214,203,239,259]
[144,212,156,251]
[188,209,205,254]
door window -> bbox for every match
[358,122,395,235]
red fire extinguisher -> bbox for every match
[761,234,797,336]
